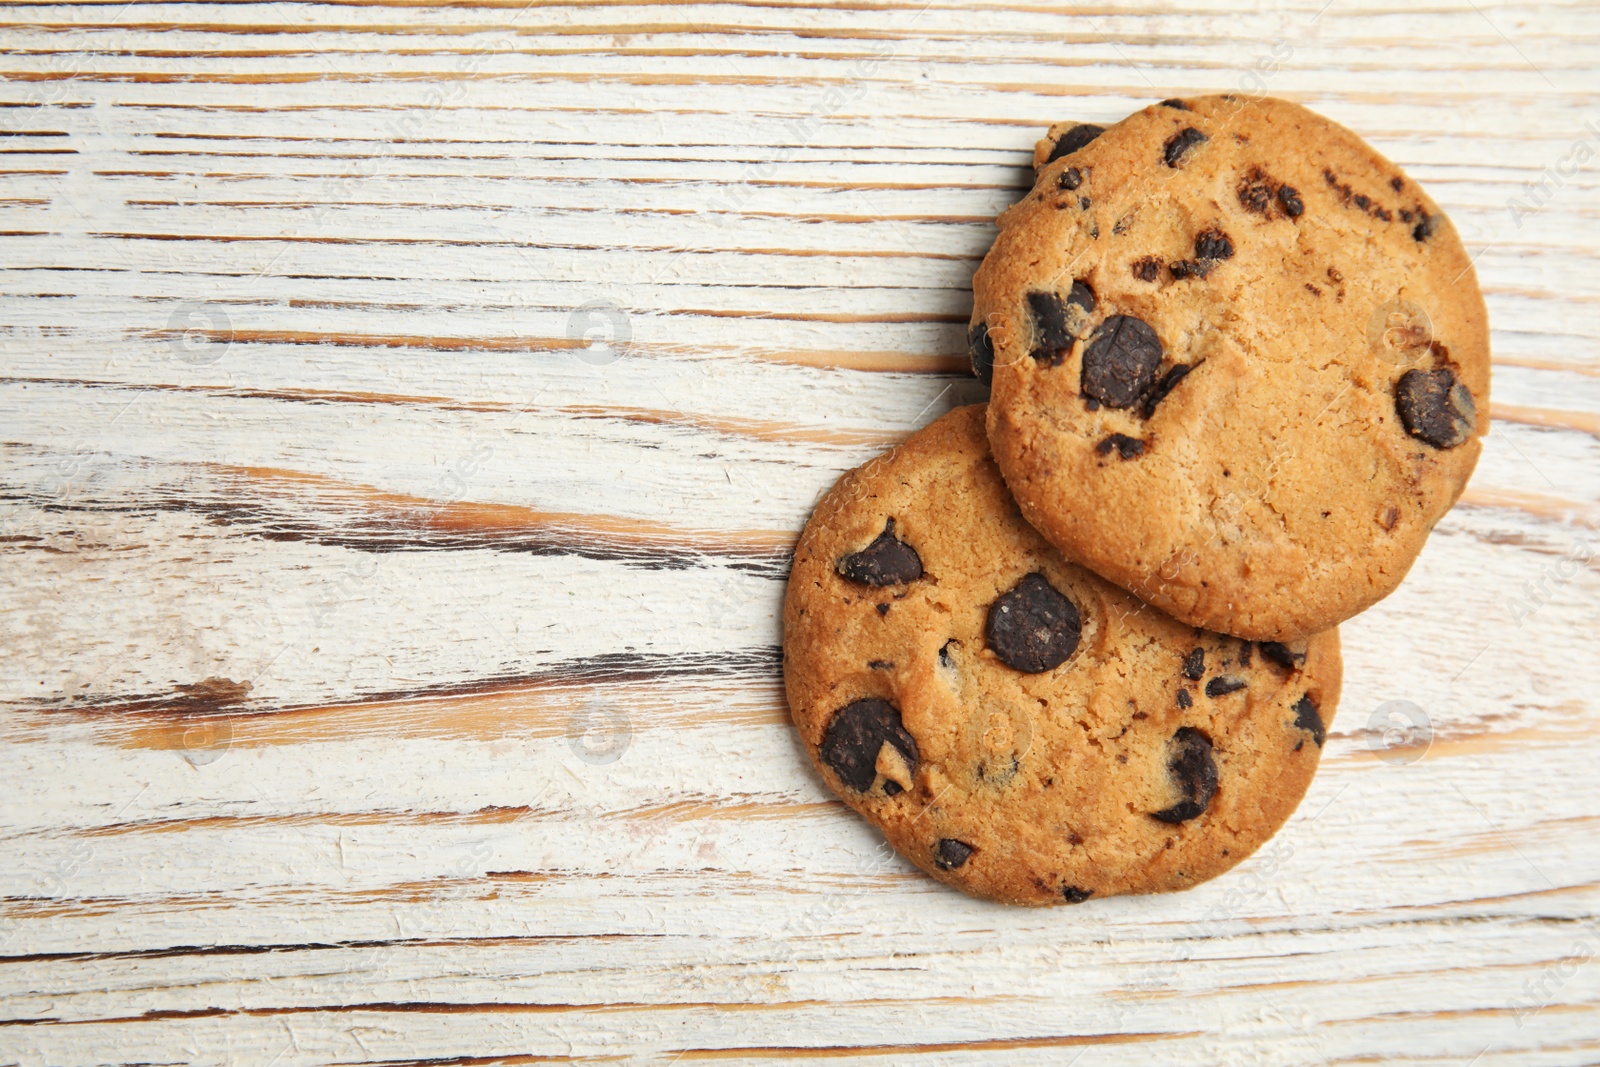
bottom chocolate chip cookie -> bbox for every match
[783,405,1342,905]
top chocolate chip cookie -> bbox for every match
[970,95,1489,641]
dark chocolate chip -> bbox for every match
[1260,641,1307,671]
[1160,98,1190,110]
[1169,259,1208,280]
[1238,640,1252,667]
[935,838,974,870]
[1325,169,1388,222]
[1278,185,1304,216]
[1096,433,1145,460]
[1027,284,1095,365]
[938,639,957,668]
[1396,367,1476,449]
[1046,124,1105,164]
[1140,362,1193,418]
[1194,228,1234,261]
[1293,693,1326,747]
[1177,689,1193,709]
[1412,210,1436,241]
[1151,726,1218,823]
[1081,314,1163,409]
[1027,290,1075,365]
[1182,647,1205,681]
[838,518,923,586]
[1163,127,1209,167]
[1237,167,1275,214]
[1132,255,1162,281]
[1205,676,1248,697]
[968,321,994,384]
[868,659,893,671]
[1391,177,1404,192]
[1068,279,1096,315]
[819,698,920,793]
[876,602,890,616]
[1062,886,1094,903]
[1079,195,1092,210]
[1058,166,1083,191]
[882,780,903,796]
[986,572,1082,674]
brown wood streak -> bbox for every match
[106,101,1033,132]
[337,1057,616,1066]
[1322,999,1600,1031]
[0,867,921,927]
[18,662,787,748]
[0,997,886,1027]
[0,0,1344,12]
[1494,354,1600,379]
[1,1001,1203,1035]
[131,202,995,227]
[557,405,903,447]
[215,462,795,558]
[0,17,1398,43]
[667,1030,1204,1059]
[4,42,1295,63]
[95,325,969,369]
[1457,486,1600,530]
[0,67,1235,90]
[334,1056,611,1066]
[3,932,732,966]
[1418,812,1600,860]
[6,877,1593,955]
[148,328,593,353]
[1,375,533,413]
[1389,707,1600,762]
[97,170,1015,193]
[65,800,839,839]
[0,378,919,439]
[1492,402,1600,441]
[0,448,798,570]
[69,806,553,838]
[98,231,983,259]
[4,65,1574,92]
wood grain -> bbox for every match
[2,2,1599,1064]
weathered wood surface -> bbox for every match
[2,2,1598,1064]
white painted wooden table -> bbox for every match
[3,3,1598,1064]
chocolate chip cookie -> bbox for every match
[783,405,1342,905]
[971,95,1489,641]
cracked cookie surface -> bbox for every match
[972,95,1489,640]
[783,405,1342,905]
